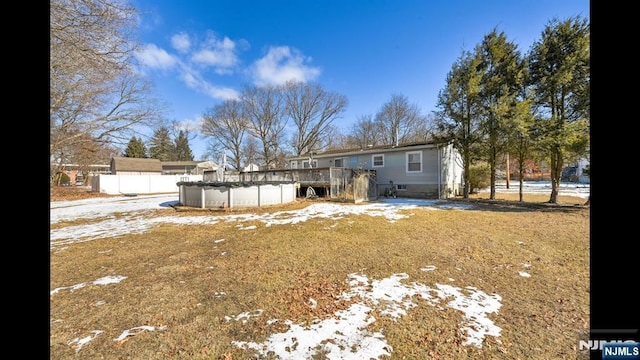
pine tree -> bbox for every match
[123,137,148,158]
[174,130,194,161]
[528,16,590,204]
[475,29,527,200]
[433,50,484,198]
[148,126,175,161]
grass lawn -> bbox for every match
[50,186,590,359]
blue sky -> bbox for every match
[131,0,589,161]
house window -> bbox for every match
[303,160,317,168]
[372,154,384,167]
[350,156,358,166]
[397,184,407,191]
[290,161,298,169]
[406,151,422,172]
[334,158,344,167]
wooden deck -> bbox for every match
[208,167,336,186]
[204,167,377,201]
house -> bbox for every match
[563,156,590,184]
[52,163,111,185]
[110,157,162,175]
[160,161,200,175]
[110,157,217,176]
[286,141,463,199]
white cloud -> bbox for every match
[192,33,241,74]
[192,49,237,73]
[138,33,323,102]
[136,31,246,101]
[173,116,203,133]
[252,46,321,86]
[204,84,240,100]
[179,67,240,100]
[171,32,191,53]
[136,44,178,70]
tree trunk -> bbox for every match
[548,148,562,204]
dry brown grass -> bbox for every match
[50,186,590,359]
[50,186,114,201]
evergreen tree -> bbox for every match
[123,137,148,158]
[174,130,194,161]
[433,49,484,198]
[148,126,175,161]
[508,85,537,202]
[528,16,590,204]
[475,29,527,200]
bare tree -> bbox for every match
[53,132,119,185]
[281,81,348,156]
[50,0,164,179]
[318,124,348,151]
[204,140,225,163]
[241,136,260,170]
[201,99,249,170]
[422,112,440,141]
[374,94,424,145]
[349,114,384,149]
[241,85,287,169]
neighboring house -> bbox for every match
[196,161,220,174]
[242,163,260,172]
[160,161,200,175]
[99,157,200,194]
[286,141,463,199]
[110,158,214,175]
[575,157,590,183]
[53,163,111,185]
[110,157,162,175]
[562,157,590,184]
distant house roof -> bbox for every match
[110,157,163,173]
[196,161,220,170]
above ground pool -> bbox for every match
[177,181,297,208]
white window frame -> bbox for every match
[303,160,317,169]
[334,158,345,167]
[372,154,384,167]
[406,151,422,173]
